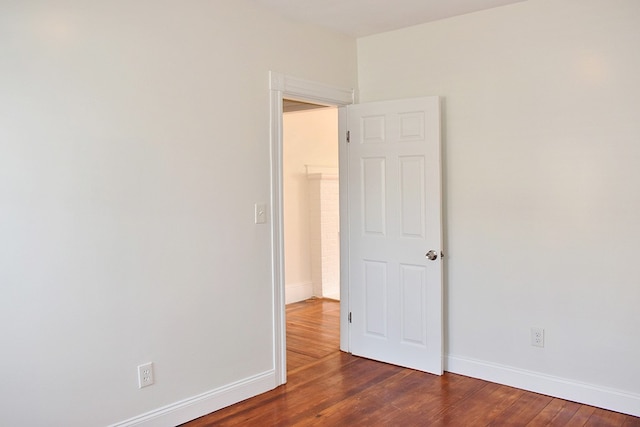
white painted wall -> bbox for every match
[283,108,339,303]
[0,1,356,425]
[358,0,640,414]
[307,167,340,301]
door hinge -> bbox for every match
[348,312,352,323]
[346,130,350,143]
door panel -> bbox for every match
[399,155,425,238]
[364,260,387,338]
[400,263,426,346]
[362,157,386,235]
[348,96,442,375]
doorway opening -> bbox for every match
[283,100,340,304]
[269,71,354,385]
[282,100,340,373]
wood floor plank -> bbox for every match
[447,383,527,426]
[487,391,553,426]
[566,404,597,426]
[586,407,629,426]
[527,397,582,426]
[371,374,482,425]
[300,370,414,426]
[230,359,400,426]
[624,416,640,427]
[183,298,640,427]
[286,349,317,371]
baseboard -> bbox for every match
[109,370,276,427]
[285,282,313,304]
[322,287,340,301]
[446,354,640,417]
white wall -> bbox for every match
[358,0,640,414]
[307,168,340,301]
[0,1,356,425]
[283,108,338,303]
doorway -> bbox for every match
[269,71,354,385]
[282,101,340,374]
[270,73,444,386]
[282,100,340,304]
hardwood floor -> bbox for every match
[184,298,639,426]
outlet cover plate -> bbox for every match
[138,362,154,388]
[531,328,544,348]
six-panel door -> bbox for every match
[348,97,443,374]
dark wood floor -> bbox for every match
[185,298,639,426]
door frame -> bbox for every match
[269,72,354,385]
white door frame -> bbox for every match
[269,72,354,385]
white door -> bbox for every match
[347,96,443,375]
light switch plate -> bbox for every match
[255,203,267,224]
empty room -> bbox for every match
[1,0,639,425]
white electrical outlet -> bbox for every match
[531,328,544,348]
[138,362,154,388]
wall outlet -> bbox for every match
[531,327,544,348]
[138,362,154,388]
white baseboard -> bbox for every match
[322,288,340,301]
[109,370,276,427]
[285,281,313,304]
[446,354,640,417]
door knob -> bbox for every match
[425,250,438,261]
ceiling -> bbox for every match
[251,0,527,37]
[283,99,329,113]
